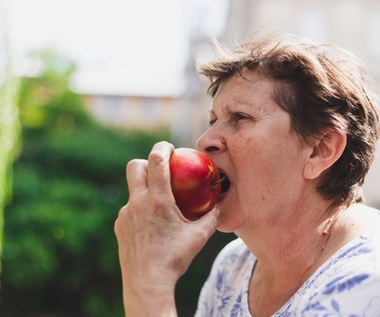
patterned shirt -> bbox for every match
[195,223,380,316]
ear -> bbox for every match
[303,130,347,180]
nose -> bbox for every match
[196,125,227,154]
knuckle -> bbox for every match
[114,206,126,234]
[157,140,173,148]
[117,204,128,217]
[115,205,128,222]
[148,150,165,166]
[114,218,121,235]
[126,158,141,172]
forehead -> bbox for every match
[211,70,278,112]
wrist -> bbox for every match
[124,286,177,317]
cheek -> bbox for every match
[232,133,300,198]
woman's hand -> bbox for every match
[114,141,219,316]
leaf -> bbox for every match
[331,299,340,312]
[323,273,370,295]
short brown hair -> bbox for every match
[200,34,379,205]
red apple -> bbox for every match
[169,148,221,220]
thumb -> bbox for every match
[194,208,220,243]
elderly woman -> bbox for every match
[114,34,380,316]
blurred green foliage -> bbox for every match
[1,50,170,317]
[1,49,235,317]
[0,21,20,275]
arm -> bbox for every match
[114,141,219,317]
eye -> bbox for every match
[208,118,217,126]
[233,112,251,121]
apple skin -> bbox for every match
[169,148,221,220]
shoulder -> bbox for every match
[319,228,380,295]
[322,205,380,278]
[316,224,380,293]
[289,225,380,315]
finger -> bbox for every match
[147,141,174,195]
[126,159,148,196]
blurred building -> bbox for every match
[80,0,229,147]
[221,0,380,86]
[81,90,211,150]
[82,93,178,131]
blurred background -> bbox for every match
[0,0,379,316]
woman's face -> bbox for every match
[197,71,313,233]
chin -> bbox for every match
[216,226,235,234]
[215,206,242,234]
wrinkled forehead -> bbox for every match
[212,70,278,103]
[209,71,289,116]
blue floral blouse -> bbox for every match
[195,222,380,316]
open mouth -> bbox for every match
[218,171,231,195]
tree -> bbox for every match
[0,13,20,276]
[1,49,169,317]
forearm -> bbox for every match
[119,255,179,317]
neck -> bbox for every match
[238,198,342,286]
[239,199,343,317]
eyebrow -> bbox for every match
[209,101,259,117]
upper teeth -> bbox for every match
[215,175,227,184]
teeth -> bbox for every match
[214,175,227,184]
